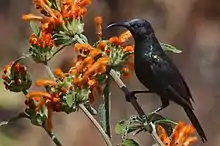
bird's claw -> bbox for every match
[125,90,151,102]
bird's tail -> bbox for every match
[184,107,207,143]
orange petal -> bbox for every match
[119,31,132,43]
[53,68,64,78]
[96,56,110,65]
[108,37,122,46]
[89,49,102,58]
[22,14,43,21]
[94,16,102,25]
[83,56,95,65]
[97,41,106,50]
[157,125,168,140]
[40,0,57,19]
[123,45,134,52]
[27,91,52,99]
[183,136,198,146]
[171,121,184,140]
[35,79,58,87]
[77,0,91,7]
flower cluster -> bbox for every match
[2,61,32,92]
[157,122,198,146]
[3,0,135,131]
[22,0,91,62]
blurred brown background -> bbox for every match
[0,0,220,145]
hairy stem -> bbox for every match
[109,69,164,146]
[79,104,112,146]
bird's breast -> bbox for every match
[134,58,159,92]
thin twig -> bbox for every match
[47,41,75,61]
[150,122,164,146]
[79,104,112,146]
[109,69,164,146]
[44,62,57,80]
[43,63,112,146]
[44,128,63,146]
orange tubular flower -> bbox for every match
[74,43,94,54]
[25,90,62,130]
[119,31,132,43]
[30,31,54,49]
[94,16,103,40]
[77,0,91,7]
[69,57,85,75]
[21,14,43,21]
[97,41,106,50]
[157,122,198,146]
[108,37,122,46]
[82,56,109,81]
[53,68,65,78]
[35,79,58,87]
[123,45,134,53]
[27,91,52,99]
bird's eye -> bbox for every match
[136,24,141,27]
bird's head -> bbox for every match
[106,19,154,40]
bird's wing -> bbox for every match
[149,53,194,108]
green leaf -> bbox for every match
[98,77,111,137]
[30,21,39,36]
[98,104,107,130]
[122,52,134,60]
[160,43,182,53]
[66,93,76,107]
[115,120,127,135]
[79,34,88,43]
[122,138,141,146]
[147,113,173,136]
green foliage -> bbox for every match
[115,113,175,145]
[98,77,111,137]
[30,21,40,37]
[122,139,141,146]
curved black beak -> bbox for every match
[106,22,129,29]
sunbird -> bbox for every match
[107,19,207,142]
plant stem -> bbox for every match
[103,77,111,137]
[43,63,112,146]
[109,69,164,146]
[44,128,63,146]
[47,41,75,61]
[44,62,56,80]
[75,35,112,145]
[79,104,112,146]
